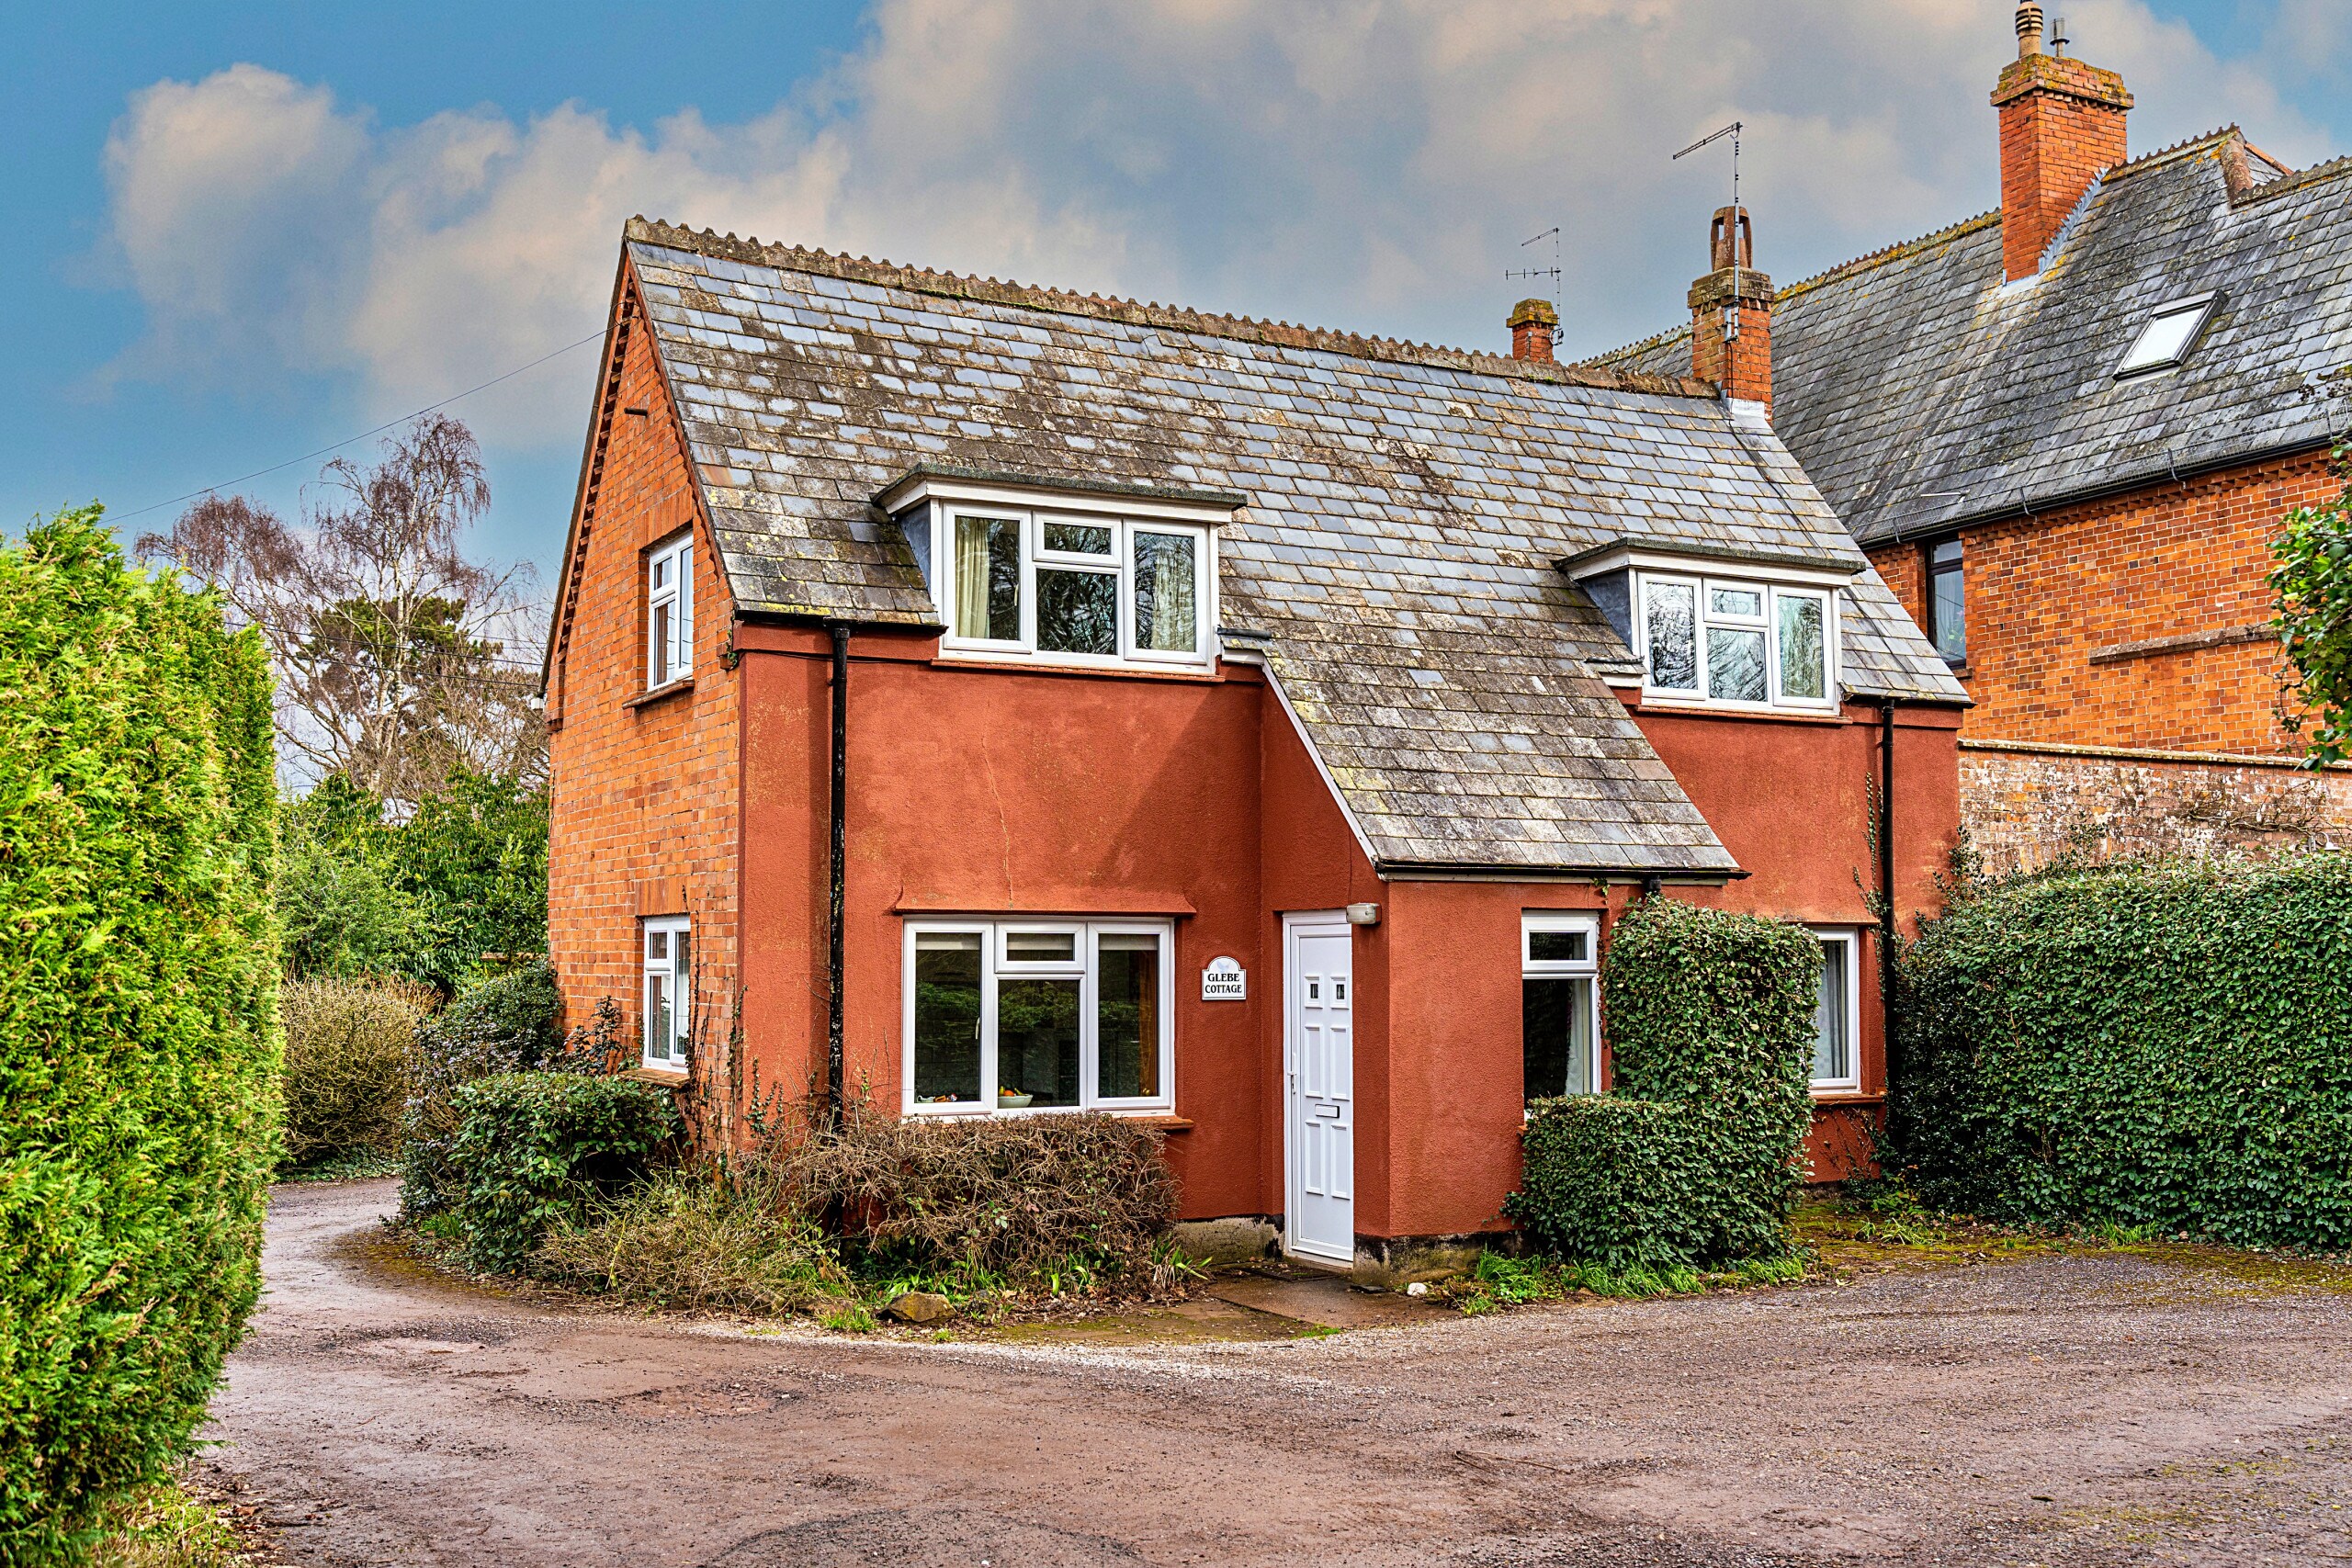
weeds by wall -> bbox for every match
[1509,897,1818,1269]
[1892,854,2352,1247]
[0,510,279,1565]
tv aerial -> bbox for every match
[1505,226,1562,310]
[1674,119,1745,337]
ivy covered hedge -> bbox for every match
[1509,897,1818,1269]
[0,510,280,1565]
[1891,856,2352,1247]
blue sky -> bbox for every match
[6,1,2344,608]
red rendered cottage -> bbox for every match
[543,217,1965,1275]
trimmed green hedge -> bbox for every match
[1891,855,2352,1247]
[448,1074,681,1271]
[1508,897,1818,1268]
[0,510,280,1565]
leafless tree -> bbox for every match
[141,414,546,797]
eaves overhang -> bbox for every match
[873,462,1248,524]
[1555,535,1861,586]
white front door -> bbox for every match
[1284,914,1355,1265]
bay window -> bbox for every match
[1523,913,1600,1103]
[642,916,691,1069]
[1637,570,1835,711]
[905,919,1174,1114]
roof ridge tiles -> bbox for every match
[1769,209,2002,305]
[2234,148,2352,206]
[2098,124,2242,183]
[623,215,1714,400]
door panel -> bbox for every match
[1285,918,1354,1264]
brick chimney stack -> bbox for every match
[1689,205,1772,414]
[1509,298,1558,363]
[1994,0,2132,281]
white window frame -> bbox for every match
[1522,912,1602,1100]
[646,531,694,687]
[1632,570,1839,713]
[2115,292,2220,378]
[925,501,1216,671]
[901,918,1177,1116]
[640,915,691,1070]
[1807,926,1863,1093]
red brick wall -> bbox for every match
[1869,448,2337,755]
[546,268,742,1062]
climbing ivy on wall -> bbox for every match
[1890,854,2352,1248]
[2271,441,2352,764]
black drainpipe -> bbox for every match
[825,622,849,1129]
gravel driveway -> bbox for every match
[206,1179,2352,1567]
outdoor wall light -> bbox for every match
[1345,902,1381,927]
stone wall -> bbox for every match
[1960,739,2352,875]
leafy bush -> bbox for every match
[0,510,279,1565]
[1891,855,2352,1248]
[2270,443,2352,764]
[1507,897,1818,1269]
[277,806,419,980]
[280,976,434,1167]
[534,1167,851,1314]
[396,961,568,1219]
[766,1100,1179,1289]
[447,1073,681,1271]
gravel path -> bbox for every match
[206,1179,2352,1566]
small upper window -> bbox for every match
[648,533,694,687]
[1927,539,1965,664]
[1637,571,1836,711]
[936,506,1210,668]
[2116,293,2220,378]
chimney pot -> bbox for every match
[1508,297,1558,364]
[1687,208,1771,417]
[2017,0,2045,57]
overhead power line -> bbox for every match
[115,328,607,523]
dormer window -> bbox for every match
[1557,538,1848,715]
[2116,292,2221,378]
[647,531,694,686]
[877,467,1233,671]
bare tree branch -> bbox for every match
[141,414,546,796]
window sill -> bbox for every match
[1622,698,1850,727]
[620,1066,690,1088]
[624,676,695,710]
[903,1107,1189,1126]
[932,653,1221,683]
[1809,1089,1883,1106]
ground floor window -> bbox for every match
[904,919,1174,1114]
[642,915,690,1068]
[1810,928,1861,1091]
[1523,912,1600,1102]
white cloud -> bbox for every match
[98,0,2334,446]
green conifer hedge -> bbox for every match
[0,510,281,1565]
[1892,855,2352,1247]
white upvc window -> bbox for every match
[647,531,694,687]
[932,504,1215,669]
[1522,912,1601,1102]
[903,919,1176,1115]
[1634,570,1837,712]
[1808,927,1862,1092]
[641,916,691,1069]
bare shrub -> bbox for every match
[534,1166,850,1314]
[281,976,435,1166]
[763,1100,1180,1289]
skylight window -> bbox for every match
[2116,293,2221,378]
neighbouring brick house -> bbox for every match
[1598,1,2352,871]
[542,217,1966,1272]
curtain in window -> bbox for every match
[955,517,991,637]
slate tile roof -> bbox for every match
[1598,131,2352,547]
[615,218,1962,876]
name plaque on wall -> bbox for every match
[1201,956,1247,1001]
